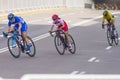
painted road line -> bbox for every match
[118,37,120,40]
[79,71,86,74]
[0,47,8,53]
[70,71,79,75]
[33,33,50,42]
[88,57,97,62]
[21,74,120,80]
[0,35,3,37]
[95,59,100,62]
[106,46,112,50]
[0,33,50,53]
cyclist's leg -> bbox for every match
[21,23,30,53]
[64,31,72,50]
[107,20,111,31]
[110,19,115,37]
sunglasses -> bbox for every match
[53,19,58,21]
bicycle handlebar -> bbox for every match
[49,30,64,37]
[7,30,21,36]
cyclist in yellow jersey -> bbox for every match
[102,10,115,29]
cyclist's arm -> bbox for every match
[109,14,115,24]
[102,16,105,24]
[50,25,54,31]
[7,27,11,33]
[18,23,22,32]
[7,22,14,33]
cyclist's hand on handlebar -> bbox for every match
[49,30,54,37]
[3,32,8,38]
[49,30,52,33]
[102,24,105,29]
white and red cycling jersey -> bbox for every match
[52,18,68,32]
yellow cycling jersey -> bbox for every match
[102,12,115,22]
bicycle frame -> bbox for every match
[50,30,68,46]
[9,31,25,52]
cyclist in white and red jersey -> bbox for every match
[49,14,72,50]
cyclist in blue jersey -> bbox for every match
[4,13,31,53]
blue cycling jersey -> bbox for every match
[8,16,28,33]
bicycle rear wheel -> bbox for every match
[114,30,119,45]
[7,37,21,58]
[54,35,65,55]
[68,34,76,54]
[26,36,36,57]
[107,29,113,46]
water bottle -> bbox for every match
[18,37,23,46]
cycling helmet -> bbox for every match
[8,13,15,20]
[52,14,59,20]
[103,10,108,16]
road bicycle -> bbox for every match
[104,24,119,46]
[3,31,36,58]
[50,30,76,55]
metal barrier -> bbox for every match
[0,0,93,13]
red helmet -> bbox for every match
[52,14,59,20]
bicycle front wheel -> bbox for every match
[54,35,65,55]
[7,37,21,58]
[26,36,36,57]
[107,30,113,46]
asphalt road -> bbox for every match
[0,8,120,79]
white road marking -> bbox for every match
[33,33,50,42]
[0,33,50,53]
[118,37,120,40]
[106,46,112,50]
[88,57,96,62]
[0,35,3,37]
[21,74,120,80]
[95,59,100,62]
[79,71,86,74]
[70,71,79,75]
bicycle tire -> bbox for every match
[68,34,76,54]
[7,37,21,58]
[26,36,36,57]
[54,35,65,55]
[107,29,113,46]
